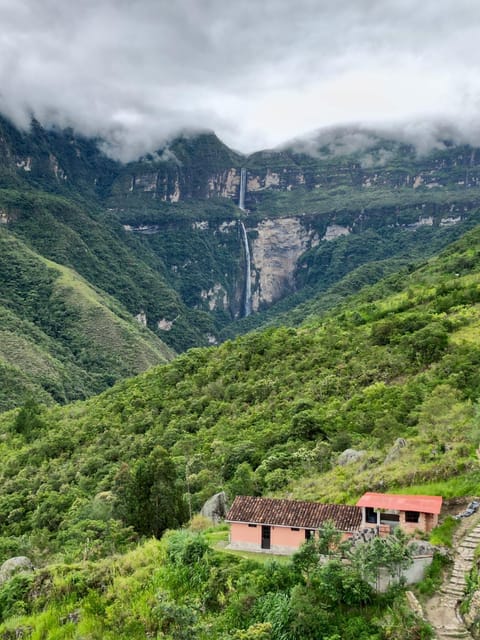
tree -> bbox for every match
[292,521,342,582]
[233,623,273,639]
[12,398,45,440]
[348,528,413,590]
[114,446,188,537]
[317,521,342,557]
[228,462,258,498]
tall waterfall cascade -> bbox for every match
[238,167,247,211]
[238,168,251,316]
[240,221,252,317]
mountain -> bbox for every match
[0,226,173,411]
[108,127,480,323]
[2,118,480,639]
[4,115,480,406]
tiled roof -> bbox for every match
[356,493,442,515]
[226,496,362,531]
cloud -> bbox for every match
[285,119,480,163]
[1,0,480,160]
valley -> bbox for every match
[2,117,480,637]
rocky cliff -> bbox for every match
[2,114,480,350]
[249,217,319,311]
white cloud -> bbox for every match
[0,0,480,159]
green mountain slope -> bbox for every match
[0,228,173,410]
[0,187,223,352]
[2,225,480,561]
[4,117,480,640]
[0,532,427,640]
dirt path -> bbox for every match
[424,513,480,639]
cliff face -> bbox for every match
[111,142,480,206]
[3,114,480,348]
[107,136,480,328]
[249,217,319,311]
[109,136,480,322]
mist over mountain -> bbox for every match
[2,110,480,382]
[2,0,480,159]
[284,120,480,161]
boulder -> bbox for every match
[384,438,407,464]
[0,556,34,585]
[200,491,228,523]
[337,448,366,466]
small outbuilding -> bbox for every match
[356,492,442,536]
[226,495,362,554]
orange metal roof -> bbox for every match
[356,492,442,515]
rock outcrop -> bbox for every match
[337,448,366,466]
[250,217,319,311]
[0,557,34,585]
[384,438,407,464]
[200,492,228,523]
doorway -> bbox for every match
[261,525,271,549]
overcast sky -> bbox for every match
[1,0,480,160]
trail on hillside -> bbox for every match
[424,513,480,639]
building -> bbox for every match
[356,492,442,536]
[226,495,362,554]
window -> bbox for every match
[405,511,420,523]
[291,527,300,531]
[305,529,315,540]
[248,524,257,528]
[381,513,400,523]
[366,507,377,523]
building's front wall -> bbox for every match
[360,507,438,536]
[427,513,439,531]
[400,511,438,534]
[271,525,308,549]
[229,522,306,554]
[230,523,261,547]
[228,522,352,555]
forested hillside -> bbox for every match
[2,205,480,638]
[0,226,173,410]
[4,3,480,637]
[2,224,480,562]
[4,115,480,407]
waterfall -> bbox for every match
[240,221,252,317]
[239,167,247,211]
[238,168,251,316]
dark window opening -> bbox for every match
[305,529,315,540]
[248,524,257,528]
[366,507,377,523]
[405,511,420,523]
[381,513,400,523]
[291,527,300,531]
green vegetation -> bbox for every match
[1,187,217,353]
[428,517,460,547]
[0,228,172,410]
[4,119,480,636]
[4,114,480,366]
[1,225,480,563]
[461,564,480,631]
[0,530,430,639]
